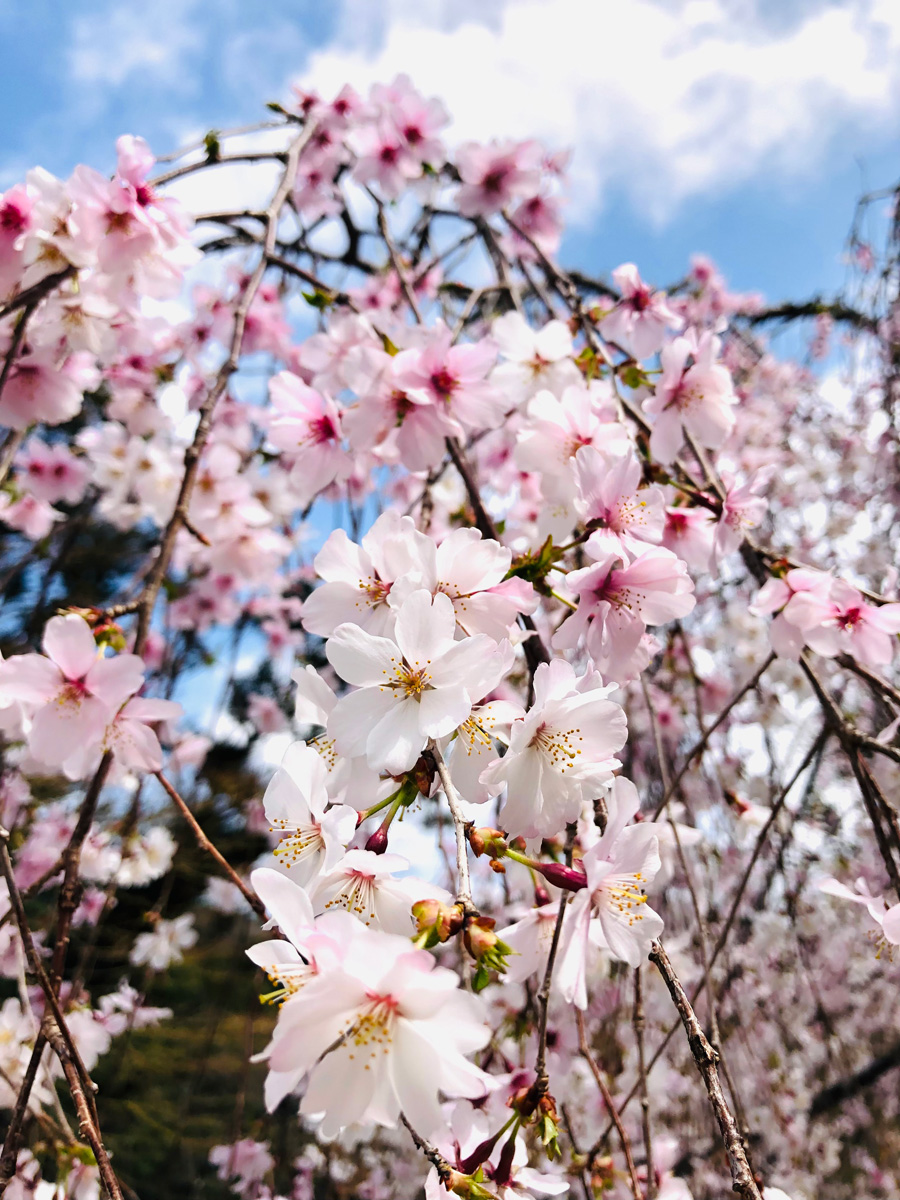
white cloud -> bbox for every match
[297,0,900,223]
[68,0,202,92]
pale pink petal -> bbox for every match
[42,614,99,680]
[85,654,145,707]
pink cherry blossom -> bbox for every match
[574,445,666,559]
[515,384,628,479]
[0,348,96,429]
[643,330,737,463]
[750,567,834,658]
[392,526,537,642]
[490,313,581,401]
[301,510,429,638]
[66,696,182,780]
[0,492,62,540]
[349,122,421,199]
[308,848,449,935]
[599,263,682,359]
[456,139,543,217]
[713,469,770,562]
[661,505,715,570]
[496,901,562,984]
[392,325,506,435]
[267,372,349,507]
[786,578,900,666]
[554,548,695,682]
[258,922,490,1137]
[17,438,89,505]
[557,778,664,1006]
[0,614,145,770]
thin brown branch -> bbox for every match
[633,966,655,1200]
[0,265,76,322]
[575,1010,641,1200]
[651,653,776,820]
[132,121,317,656]
[648,941,762,1200]
[154,772,267,922]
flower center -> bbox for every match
[838,607,862,630]
[598,873,648,926]
[260,958,315,1005]
[309,735,339,772]
[384,658,433,699]
[324,870,377,923]
[270,819,323,868]
[359,576,391,607]
[307,414,338,445]
[482,167,509,195]
[344,995,398,1060]
[55,679,90,711]
[529,722,583,772]
[430,367,457,399]
[457,715,493,756]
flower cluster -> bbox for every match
[0,69,897,1200]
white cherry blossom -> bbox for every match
[326,590,513,775]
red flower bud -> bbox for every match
[536,861,587,892]
[365,825,389,854]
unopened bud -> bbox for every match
[464,916,499,959]
[464,916,514,990]
[412,898,464,948]
[591,1157,615,1190]
[508,1083,535,1117]
[535,861,587,892]
[459,1135,500,1176]
[469,827,507,859]
[533,881,551,906]
[494,1133,517,1188]
[365,825,389,854]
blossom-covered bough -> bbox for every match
[0,72,897,1200]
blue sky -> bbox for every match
[1,0,897,309]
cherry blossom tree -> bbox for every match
[0,70,896,1200]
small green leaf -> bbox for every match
[302,289,334,310]
[619,363,649,391]
[472,964,492,993]
[203,131,221,164]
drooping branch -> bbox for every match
[649,940,762,1200]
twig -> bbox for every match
[633,967,654,1200]
[154,773,266,922]
[641,678,752,1148]
[651,654,776,820]
[0,430,25,491]
[809,1040,900,1117]
[0,831,124,1200]
[149,151,288,188]
[648,941,761,1200]
[400,1114,454,1184]
[587,733,824,1168]
[0,265,76,321]
[132,121,318,656]
[428,741,475,913]
[575,1010,642,1200]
